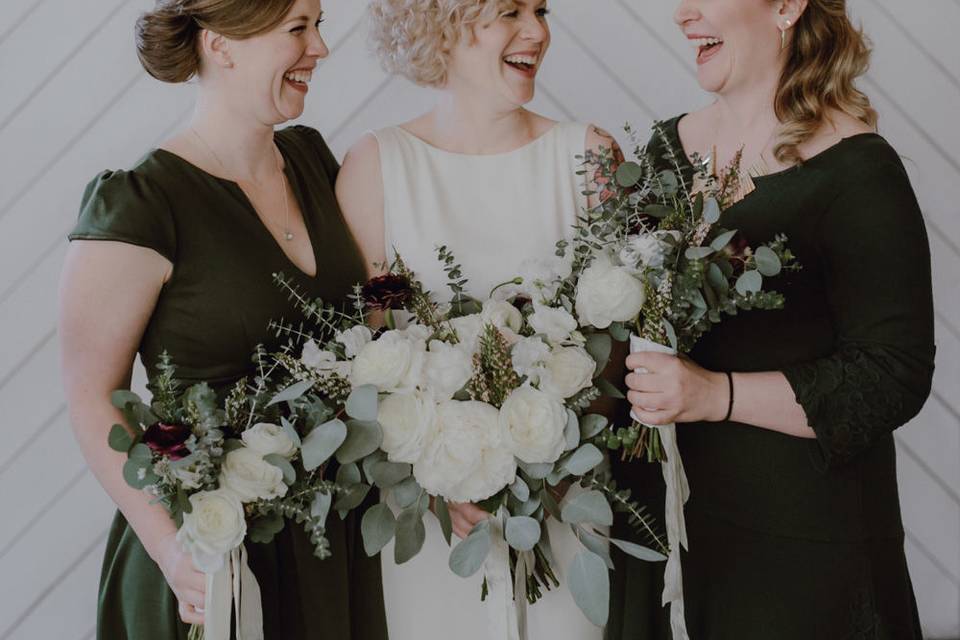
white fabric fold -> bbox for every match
[629,335,690,640]
[482,511,525,640]
[203,544,264,640]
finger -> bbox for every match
[179,588,205,609]
[627,390,663,411]
[624,372,665,393]
[178,601,204,626]
[626,351,675,372]
[450,502,489,523]
[630,407,675,427]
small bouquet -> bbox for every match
[287,248,668,630]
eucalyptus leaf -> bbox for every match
[615,161,643,187]
[371,460,412,489]
[345,384,379,422]
[653,170,679,197]
[509,477,530,503]
[702,196,721,224]
[128,443,152,462]
[505,516,541,552]
[301,419,347,471]
[175,488,191,515]
[609,537,668,562]
[564,410,580,452]
[336,420,383,464]
[561,490,614,526]
[516,495,542,518]
[280,416,302,448]
[594,378,625,400]
[391,476,423,509]
[519,461,553,480]
[663,320,678,352]
[449,521,492,577]
[394,505,426,564]
[684,246,715,260]
[577,527,614,570]
[336,462,362,487]
[568,551,610,626]
[110,390,143,410]
[334,483,371,512]
[267,379,314,407]
[435,496,454,546]
[563,443,604,475]
[540,488,562,521]
[546,468,570,486]
[642,204,673,219]
[608,321,631,342]
[754,245,782,277]
[579,414,608,440]
[122,458,157,490]
[710,229,737,252]
[108,424,133,453]
[707,263,729,295]
[584,333,612,372]
[310,490,332,525]
[248,513,285,544]
[263,453,296,484]
[735,270,763,295]
[361,503,397,556]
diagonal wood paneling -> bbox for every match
[0,0,956,637]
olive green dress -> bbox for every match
[608,116,935,639]
[69,126,388,640]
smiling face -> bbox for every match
[674,0,788,95]
[220,0,328,124]
[446,0,551,108]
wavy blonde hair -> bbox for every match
[368,0,513,87]
[773,0,878,164]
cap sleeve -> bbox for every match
[278,125,340,183]
[68,169,177,262]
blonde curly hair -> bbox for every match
[368,0,513,87]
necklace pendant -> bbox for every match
[284,231,295,241]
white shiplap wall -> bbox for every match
[0,1,957,638]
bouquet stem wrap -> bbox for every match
[204,544,263,640]
[629,335,690,640]
[483,509,530,640]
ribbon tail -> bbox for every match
[203,556,232,640]
[483,512,521,640]
[237,544,264,640]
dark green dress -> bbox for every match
[69,126,387,640]
[608,116,935,639]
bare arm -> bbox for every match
[59,241,205,623]
[336,133,387,278]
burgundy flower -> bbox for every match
[362,273,414,311]
[143,421,192,460]
[721,231,753,275]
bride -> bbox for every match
[337,1,616,637]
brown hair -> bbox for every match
[773,0,878,165]
[136,0,297,83]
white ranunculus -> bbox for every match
[242,422,297,459]
[398,323,432,342]
[176,489,247,573]
[481,299,524,333]
[539,346,597,399]
[423,340,474,400]
[499,386,568,464]
[377,391,437,464]
[498,255,574,303]
[219,447,288,503]
[511,336,551,383]
[300,340,352,377]
[350,330,426,393]
[449,314,484,353]
[336,325,373,359]
[414,400,501,501]
[574,252,646,329]
[529,303,578,344]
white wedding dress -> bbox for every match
[372,122,605,640]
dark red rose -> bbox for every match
[143,421,192,460]
[362,273,414,311]
[721,231,753,275]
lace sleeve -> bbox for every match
[781,149,935,467]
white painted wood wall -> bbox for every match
[0,1,957,638]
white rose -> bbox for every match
[336,325,373,359]
[414,400,501,500]
[481,299,524,333]
[529,303,578,344]
[451,444,518,503]
[219,447,288,503]
[350,330,426,393]
[242,422,297,459]
[511,336,551,383]
[539,346,597,399]
[498,255,574,303]
[377,391,437,464]
[449,314,484,353]
[574,252,646,329]
[176,489,247,573]
[300,340,352,377]
[398,323,432,342]
[499,386,568,464]
[423,340,474,400]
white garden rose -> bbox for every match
[449,314,484,353]
[377,391,437,464]
[529,303,577,344]
[481,299,524,333]
[539,346,597,399]
[241,422,297,459]
[423,340,474,400]
[498,255,574,303]
[219,447,288,503]
[510,336,551,383]
[398,323,432,342]
[451,443,518,503]
[574,252,646,329]
[176,489,247,573]
[350,330,426,393]
[414,400,500,500]
[499,386,568,464]
[300,340,352,377]
[336,325,373,359]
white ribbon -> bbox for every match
[204,544,264,640]
[482,510,528,640]
[629,334,690,640]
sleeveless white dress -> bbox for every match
[373,122,604,640]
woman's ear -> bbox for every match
[777,0,809,27]
[198,29,234,70]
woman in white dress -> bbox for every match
[337,1,616,638]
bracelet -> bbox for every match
[723,371,734,422]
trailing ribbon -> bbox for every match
[629,335,690,640]
[482,510,530,640]
[204,544,264,640]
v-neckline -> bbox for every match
[153,134,319,279]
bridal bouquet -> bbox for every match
[283,249,667,630]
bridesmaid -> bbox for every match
[611,0,935,638]
[58,0,387,638]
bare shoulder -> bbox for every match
[338,132,382,192]
[585,124,619,152]
[336,132,386,273]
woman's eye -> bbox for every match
[290,26,305,34]
[316,18,325,27]
[537,8,550,17]
[501,10,519,18]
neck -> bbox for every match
[427,88,536,154]
[711,80,780,138]
[190,91,280,183]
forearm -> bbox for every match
[726,370,814,439]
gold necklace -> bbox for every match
[190,127,294,242]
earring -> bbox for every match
[780,19,792,50]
